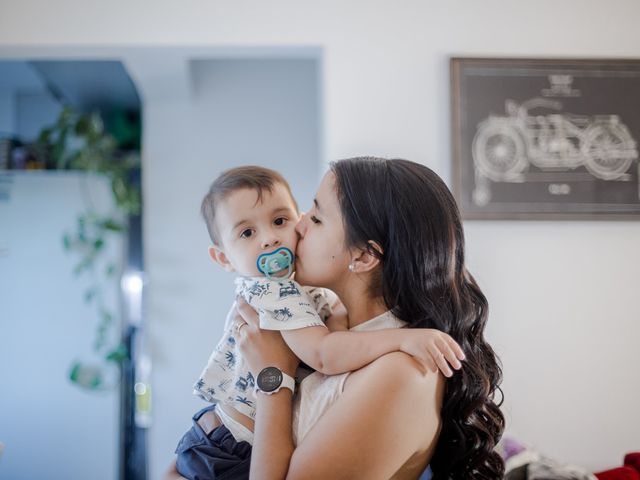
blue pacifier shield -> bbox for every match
[256,247,294,280]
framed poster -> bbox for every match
[451,58,640,220]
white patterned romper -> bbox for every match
[193,276,336,420]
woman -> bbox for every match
[234,157,505,479]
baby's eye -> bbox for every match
[240,229,254,239]
[274,217,287,226]
[310,215,321,224]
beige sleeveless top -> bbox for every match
[292,310,407,445]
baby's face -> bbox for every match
[214,183,300,277]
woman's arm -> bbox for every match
[234,299,300,479]
[251,386,295,479]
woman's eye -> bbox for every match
[274,217,286,226]
[240,229,254,238]
[310,215,321,224]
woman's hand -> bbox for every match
[234,298,300,377]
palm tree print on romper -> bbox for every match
[225,350,236,368]
[235,372,255,392]
[274,307,293,321]
[235,396,254,407]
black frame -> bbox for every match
[451,57,640,220]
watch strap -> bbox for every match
[278,371,296,394]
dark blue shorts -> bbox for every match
[175,405,252,480]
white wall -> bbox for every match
[1,1,640,477]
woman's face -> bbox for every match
[294,172,351,288]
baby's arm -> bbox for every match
[280,326,465,377]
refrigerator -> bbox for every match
[0,170,121,480]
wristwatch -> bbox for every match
[255,366,295,395]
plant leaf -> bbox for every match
[105,263,117,277]
[84,287,97,303]
[106,344,128,363]
[102,219,124,232]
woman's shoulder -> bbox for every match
[345,351,445,407]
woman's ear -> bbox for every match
[350,240,383,273]
[208,245,235,272]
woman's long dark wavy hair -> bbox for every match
[331,157,505,480]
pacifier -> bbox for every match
[256,247,294,280]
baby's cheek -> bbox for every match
[244,258,263,277]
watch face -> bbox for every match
[257,367,283,393]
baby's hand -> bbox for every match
[400,329,465,377]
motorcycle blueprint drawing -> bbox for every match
[471,98,638,205]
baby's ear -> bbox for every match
[208,245,235,272]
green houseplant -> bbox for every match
[33,106,141,389]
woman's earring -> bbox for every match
[348,263,355,272]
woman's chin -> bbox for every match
[293,264,308,285]
[294,270,324,289]
[293,270,304,284]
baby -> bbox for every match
[174,165,464,479]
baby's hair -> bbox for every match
[201,165,297,245]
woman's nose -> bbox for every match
[295,213,307,237]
